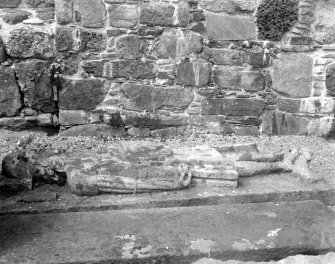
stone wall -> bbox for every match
[0,0,335,137]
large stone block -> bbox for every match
[0,0,21,8]
[55,0,73,24]
[213,66,265,92]
[272,53,313,98]
[15,59,57,113]
[112,60,155,79]
[3,10,31,25]
[78,0,106,28]
[6,27,55,59]
[314,1,335,44]
[155,29,203,59]
[82,60,105,77]
[109,4,138,28]
[55,27,74,51]
[59,110,89,126]
[140,3,175,26]
[210,49,242,66]
[201,98,265,116]
[79,29,107,52]
[115,35,141,60]
[121,83,194,112]
[326,63,335,96]
[0,67,22,117]
[59,79,106,110]
[206,12,256,41]
[176,59,211,87]
[262,111,309,135]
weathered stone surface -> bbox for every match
[138,26,164,38]
[0,67,22,117]
[109,4,138,29]
[55,27,74,51]
[115,35,141,59]
[206,12,256,41]
[244,50,271,68]
[78,0,106,28]
[79,29,107,52]
[278,98,301,113]
[213,66,265,92]
[314,1,335,44]
[201,0,260,13]
[6,27,55,59]
[140,3,175,26]
[190,22,206,34]
[36,8,55,21]
[272,53,313,98]
[59,79,106,110]
[15,59,56,113]
[151,127,179,138]
[127,127,151,137]
[55,0,73,24]
[121,83,194,112]
[0,116,54,130]
[3,10,31,25]
[60,124,127,137]
[177,3,189,27]
[112,60,155,79]
[176,59,211,87]
[59,110,89,126]
[156,29,203,58]
[0,36,6,63]
[210,49,242,66]
[24,0,54,7]
[0,0,21,8]
[326,62,335,96]
[262,111,309,135]
[202,98,265,116]
[82,60,104,77]
[194,253,335,264]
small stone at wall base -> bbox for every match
[3,10,31,25]
[151,127,179,138]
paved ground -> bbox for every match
[1,200,335,264]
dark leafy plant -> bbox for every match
[256,0,299,41]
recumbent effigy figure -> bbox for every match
[1,141,321,196]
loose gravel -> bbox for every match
[1,129,335,186]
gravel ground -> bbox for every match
[1,129,335,187]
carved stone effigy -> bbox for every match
[1,142,322,196]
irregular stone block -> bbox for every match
[36,8,55,21]
[176,59,211,87]
[156,29,203,59]
[112,60,155,79]
[140,3,175,26]
[151,127,179,138]
[109,4,138,28]
[15,59,56,113]
[326,63,335,96]
[278,98,301,113]
[213,66,265,92]
[6,27,55,59]
[127,127,151,137]
[138,26,164,38]
[210,49,242,66]
[79,0,106,28]
[79,29,107,52]
[206,12,256,41]
[121,83,194,112]
[0,0,21,8]
[60,124,127,137]
[55,0,73,24]
[201,98,265,116]
[244,50,271,68]
[82,60,105,77]
[3,10,31,25]
[262,111,309,135]
[59,110,89,126]
[55,27,74,51]
[201,0,259,13]
[59,79,106,110]
[272,53,313,98]
[115,35,141,59]
[0,67,22,117]
[314,1,335,44]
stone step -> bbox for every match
[1,200,335,264]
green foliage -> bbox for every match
[105,112,125,129]
[256,0,299,41]
[46,59,65,89]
